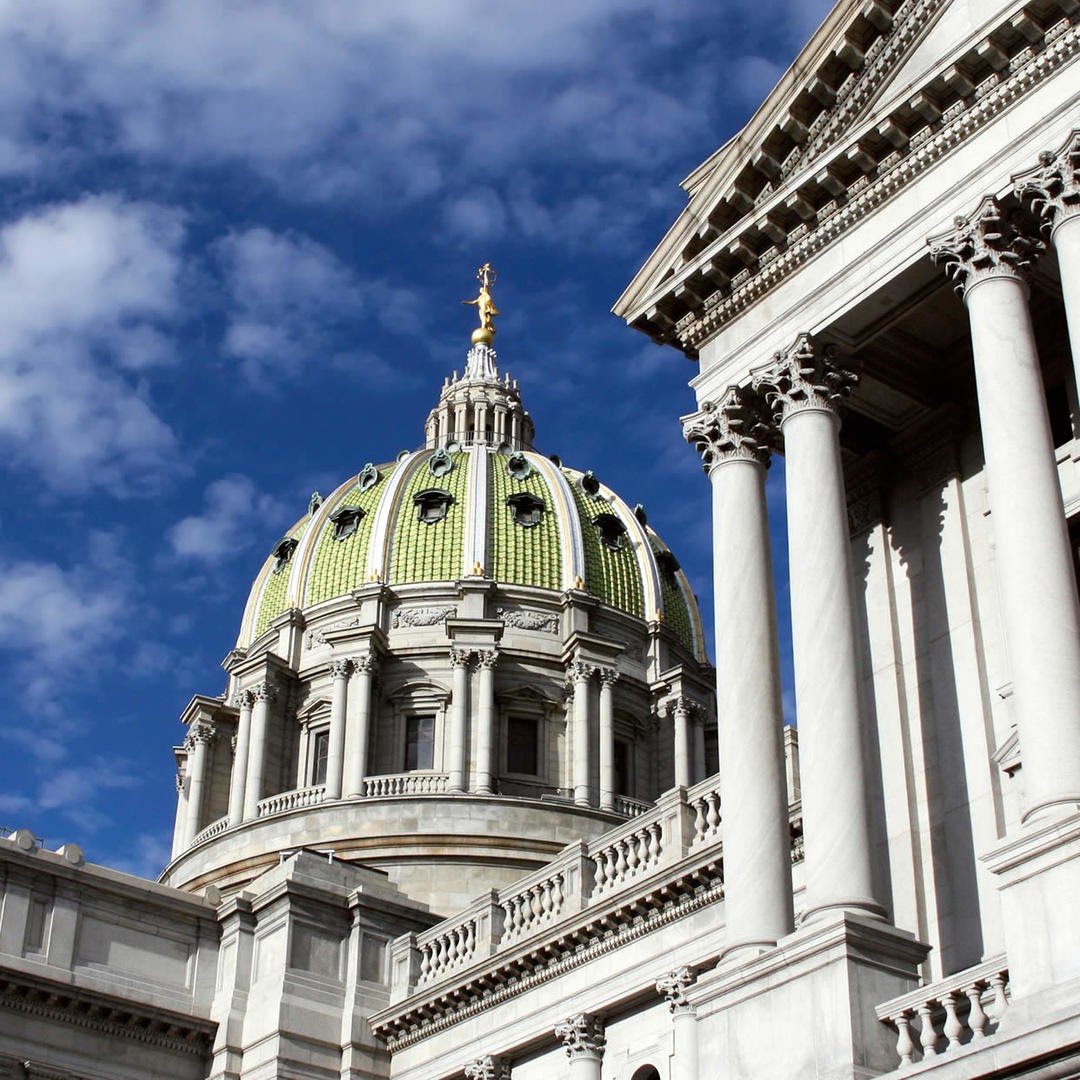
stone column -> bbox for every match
[1015,134,1080,390]
[569,660,594,807]
[243,682,277,821]
[344,653,377,797]
[228,690,254,827]
[657,967,699,1080]
[324,657,352,800]
[448,648,471,793]
[172,769,188,856]
[684,390,795,950]
[930,198,1080,821]
[464,1055,511,1080]
[671,696,692,788]
[692,707,707,783]
[183,720,216,847]
[555,1014,605,1080]
[754,339,884,921]
[598,668,618,811]
[474,649,499,794]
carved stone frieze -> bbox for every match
[497,607,559,634]
[555,1012,606,1059]
[305,616,361,649]
[656,965,697,1013]
[393,606,457,628]
[927,195,1045,292]
[464,1056,511,1080]
[1014,131,1080,228]
[682,385,772,473]
[752,334,857,422]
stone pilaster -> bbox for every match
[344,652,378,796]
[448,648,472,793]
[228,689,255,827]
[243,682,278,821]
[567,660,595,807]
[183,719,216,847]
[754,335,884,923]
[597,668,619,811]
[474,648,499,794]
[684,387,794,954]
[324,657,352,800]
[930,197,1080,823]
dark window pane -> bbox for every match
[614,739,631,796]
[311,730,329,786]
[406,715,435,771]
[507,716,539,775]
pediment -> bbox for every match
[614,0,1076,354]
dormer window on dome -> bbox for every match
[506,492,545,528]
[271,536,299,574]
[592,513,628,552]
[655,549,681,580]
[329,505,365,541]
[414,488,454,525]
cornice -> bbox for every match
[622,2,1080,355]
[0,970,215,1057]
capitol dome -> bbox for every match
[162,277,715,914]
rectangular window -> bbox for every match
[614,739,632,796]
[311,730,329,786]
[506,716,539,775]
[405,715,435,771]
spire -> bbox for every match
[424,263,534,451]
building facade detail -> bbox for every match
[463,1056,511,1080]
[554,1013,605,1060]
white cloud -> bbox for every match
[169,474,286,562]
[0,196,185,493]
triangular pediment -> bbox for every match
[614,0,1070,354]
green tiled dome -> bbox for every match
[238,446,706,660]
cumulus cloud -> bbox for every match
[0,196,184,493]
[169,474,285,562]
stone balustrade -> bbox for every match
[613,794,652,818]
[875,956,1010,1069]
[189,816,229,847]
[362,772,450,796]
[255,785,327,817]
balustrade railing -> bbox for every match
[362,772,449,797]
[256,785,326,817]
[876,957,1010,1069]
[613,794,652,818]
[189,816,229,847]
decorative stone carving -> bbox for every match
[353,652,379,675]
[927,195,1044,292]
[450,647,473,668]
[597,668,620,689]
[682,385,772,471]
[175,771,185,793]
[656,965,697,1013]
[392,606,456,628]
[555,1013,606,1059]
[187,720,216,746]
[252,682,278,704]
[464,1056,511,1080]
[752,333,857,420]
[305,616,362,649]
[476,648,499,670]
[1014,131,1080,227]
[497,607,559,634]
[329,657,354,679]
[233,689,255,710]
[567,660,595,686]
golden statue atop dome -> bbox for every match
[462,262,500,345]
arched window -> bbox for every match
[631,1067,661,1080]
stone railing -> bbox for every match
[189,816,229,847]
[389,777,727,1002]
[361,772,449,797]
[256,785,326,817]
[613,794,652,818]
[876,956,1010,1069]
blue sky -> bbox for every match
[0,0,832,875]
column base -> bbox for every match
[696,913,928,1080]
[1020,795,1080,826]
[800,897,889,926]
[984,809,1080,1000]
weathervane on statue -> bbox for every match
[462,262,500,346]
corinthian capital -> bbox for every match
[234,689,255,711]
[476,648,499,670]
[187,719,217,746]
[682,385,771,472]
[752,333,856,421]
[1014,132,1080,228]
[927,196,1044,292]
[597,667,620,689]
[555,1013,605,1059]
[329,656,354,680]
[464,1056,511,1080]
[252,682,278,704]
[567,659,595,687]
[449,647,472,668]
[353,652,379,675]
[656,965,696,1013]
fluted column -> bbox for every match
[754,339,883,922]
[671,696,692,788]
[597,668,618,811]
[930,199,1080,821]
[228,690,254,826]
[243,682,277,821]
[684,389,794,951]
[324,657,352,800]
[569,660,594,807]
[448,648,471,793]
[474,649,499,794]
[657,968,699,1080]
[183,720,216,846]
[344,653,378,797]
[555,1014,605,1080]
[464,1055,511,1080]
[1015,133,1080,388]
